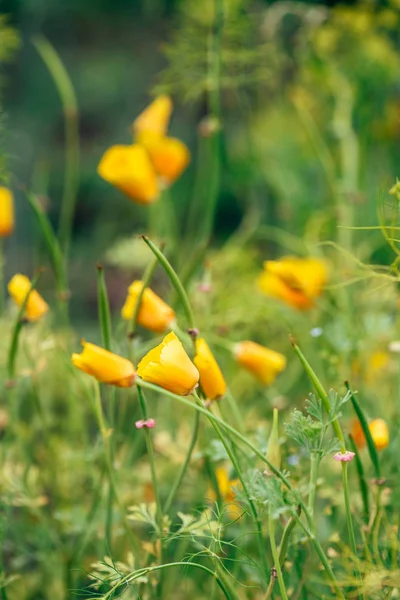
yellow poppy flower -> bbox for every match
[8,274,49,322]
[97,144,159,204]
[139,134,190,185]
[234,341,286,385]
[137,331,199,395]
[121,281,176,333]
[72,341,136,388]
[208,466,241,519]
[351,418,389,451]
[194,338,226,400]
[0,187,14,237]
[258,256,328,310]
[133,95,173,138]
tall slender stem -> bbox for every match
[32,35,79,257]
[137,387,162,527]
[163,409,200,514]
[308,452,320,521]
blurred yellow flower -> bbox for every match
[121,281,176,333]
[194,338,226,401]
[98,95,190,204]
[137,331,199,395]
[97,144,159,204]
[258,256,328,310]
[139,134,190,186]
[234,341,286,385]
[351,418,389,451]
[133,95,173,138]
[0,186,14,237]
[208,466,241,519]
[8,274,49,322]
[72,341,136,388]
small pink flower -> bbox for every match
[135,418,156,429]
[198,283,212,293]
[333,451,355,462]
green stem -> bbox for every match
[137,387,162,527]
[32,35,79,256]
[291,339,345,450]
[25,191,68,321]
[264,508,300,600]
[163,409,200,514]
[142,236,196,330]
[308,452,320,521]
[103,561,235,600]
[268,510,289,600]
[342,462,362,590]
[194,391,269,581]
[97,264,112,352]
[345,381,380,479]
[92,382,138,554]
[348,434,370,524]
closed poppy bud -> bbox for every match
[258,256,328,310]
[234,341,286,385]
[133,95,173,138]
[121,281,176,333]
[8,274,49,322]
[140,135,190,185]
[0,187,14,237]
[72,341,136,388]
[137,331,199,395]
[351,418,389,451]
[194,338,226,401]
[97,144,159,204]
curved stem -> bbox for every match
[163,409,200,514]
[142,236,196,331]
[103,561,235,600]
[32,35,79,256]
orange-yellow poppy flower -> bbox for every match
[194,338,226,401]
[139,135,190,186]
[0,187,14,237]
[72,341,136,388]
[258,256,328,310]
[208,466,242,519]
[97,144,159,204]
[121,281,176,333]
[133,95,173,138]
[234,341,286,385]
[351,418,389,451]
[137,331,199,395]
[8,274,49,322]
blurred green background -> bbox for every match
[2,0,400,322]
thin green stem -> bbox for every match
[163,409,200,514]
[32,35,79,256]
[97,264,112,352]
[308,452,320,521]
[137,387,162,527]
[291,339,345,450]
[342,462,363,595]
[268,510,289,600]
[142,236,196,330]
[348,434,369,523]
[92,382,139,554]
[103,561,235,600]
